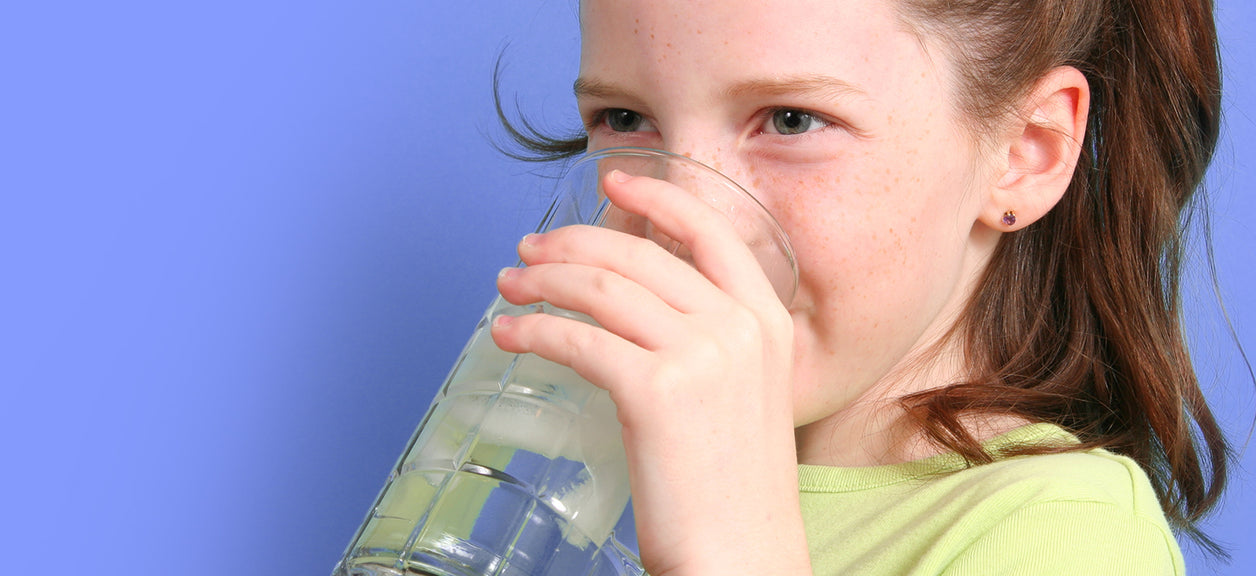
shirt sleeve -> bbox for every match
[938,500,1184,576]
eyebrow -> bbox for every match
[723,74,867,100]
[574,74,867,103]
[573,77,635,100]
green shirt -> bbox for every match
[798,424,1184,575]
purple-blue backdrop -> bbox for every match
[2,2,1251,574]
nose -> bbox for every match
[659,134,774,221]
[653,139,744,206]
[659,133,737,182]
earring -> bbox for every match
[1001,210,1017,227]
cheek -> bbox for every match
[754,152,971,285]
[750,140,978,347]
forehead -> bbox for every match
[577,0,947,104]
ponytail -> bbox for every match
[1077,0,1226,533]
[896,0,1232,553]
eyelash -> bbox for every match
[760,107,833,136]
[587,109,654,133]
[586,107,840,137]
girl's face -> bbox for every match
[578,0,1004,427]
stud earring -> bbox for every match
[1001,210,1017,227]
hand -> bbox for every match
[492,170,813,576]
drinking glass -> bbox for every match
[333,147,797,576]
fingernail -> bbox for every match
[497,267,517,280]
[520,233,540,249]
[492,315,514,328]
[608,169,632,183]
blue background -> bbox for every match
[1,2,1251,574]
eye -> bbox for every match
[765,109,830,135]
[602,108,654,132]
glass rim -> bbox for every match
[566,146,799,304]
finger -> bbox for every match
[516,225,729,314]
[601,172,784,306]
[489,310,654,398]
[496,263,685,350]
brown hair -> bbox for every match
[891,0,1231,555]
[493,0,1236,555]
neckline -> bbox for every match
[797,423,1078,493]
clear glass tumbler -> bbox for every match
[332,147,797,576]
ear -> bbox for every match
[980,66,1090,231]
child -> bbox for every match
[491,0,1229,573]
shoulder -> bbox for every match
[926,423,1163,518]
[797,429,1185,575]
[956,447,1159,514]
[929,448,1184,575]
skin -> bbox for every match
[491,0,1089,573]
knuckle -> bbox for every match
[588,268,621,300]
[686,337,727,367]
[552,318,602,362]
[644,361,688,396]
[722,304,763,334]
